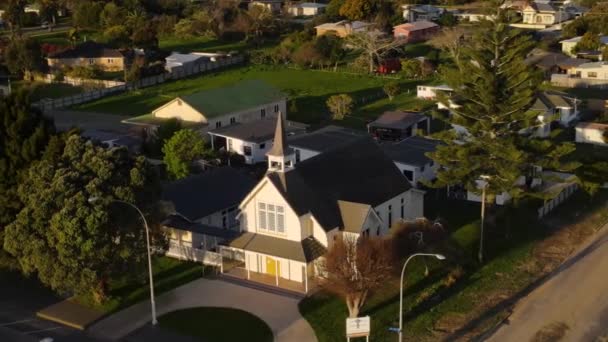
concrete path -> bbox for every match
[488,224,608,342]
[88,277,317,342]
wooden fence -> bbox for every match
[33,55,245,113]
[537,183,579,219]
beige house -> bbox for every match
[124,80,287,134]
[576,122,608,146]
[46,41,125,72]
[249,0,282,13]
[522,2,570,26]
[560,36,608,56]
[288,2,327,16]
[219,114,425,292]
[315,20,372,37]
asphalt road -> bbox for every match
[488,224,608,342]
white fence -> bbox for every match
[39,74,126,88]
[537,183,579,219]
[165,242,223,266]
[551,74,608,89]
[33,55,245,113]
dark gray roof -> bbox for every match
[162,167,256,221]
[267,112,294,157]
[163,215,241,239]
[368,111,427,130]
[225,232,326,262]
[532,91,575,112]
[48,41,123,59]
[209,118,307,143]
[268,137,412,231]
[529,2,556,12]
[382,136,441,167]
[288,125,367,152]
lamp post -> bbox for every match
[398,253,445,342]
[88,197,158,325]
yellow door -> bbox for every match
[266,257,278,276]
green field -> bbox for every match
[159,307,273,342]
[15,81,85,101]
[159,36,251,53]
[75,65,432,128]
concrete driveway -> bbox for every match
[88,277,317,342]
[488,224,608,342]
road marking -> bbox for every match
[0,319,34,326]
[24,326,63,334]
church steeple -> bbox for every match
[267,112,295,172]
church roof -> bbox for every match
[267,137,412,231]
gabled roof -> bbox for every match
[338,201,373,233]
[165,53,207,67]
[368,111,427,130]
[560,36,608,44]
[176,80,285,119]
[577,61,608,69]
[295,2,328,8]
[394,20,439,31]
[162,167,256,221]
[532,91,575,112]
[577,122,608,130]
[526,2,557,12]
[288,125,367,152]
[225,232,326,262]
[208,118,307,143]
[267,137,411,231]
[48,41,123,59]
[382,136,442,167]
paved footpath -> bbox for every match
[488,224,608,342]
[88,277,317,342]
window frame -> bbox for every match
[257,201,286,235]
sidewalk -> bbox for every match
[87,277,317,342]
[487,223,608,341]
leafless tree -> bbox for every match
[428,26,466,65]
[346,31,403,73]
[318,235,393,318]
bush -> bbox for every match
[392,218,448,260]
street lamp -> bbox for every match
[88,196,158,325]
[398,253,445,342]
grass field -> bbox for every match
[300,191,608,341]
[77,256,206,314]
[75,65,432,128]
[159,36,251,53]
[159,307,273,342]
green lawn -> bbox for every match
[77,256,206,314]
[159,307,273,342]
[300,191,608,341]
[15,81,85,101]
[75,65,432,128]
[159,36,251,53]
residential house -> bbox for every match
[288,125,368,162]
[82,129,142,154]
[164,52,210,73]
[522,2,571,26]
[528,91,580,137]
[401,4,444,22]
[288,2,328,16]
[208,117,308,164]
[393,21,440,43]
[249,0,283,13]
[381,136,441,187]
[219,114,425,291]
[560,36,608,57]
[315,20,372,38]
[162,167,257,254]
[453,11,494,22]
[123,80,287,134]
[368,111,430,141]
[46,41,126,71]
[417,84,454,100]
[575,122,608,146]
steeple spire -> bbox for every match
[267,112,295,172]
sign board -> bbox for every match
[346,316,370,340]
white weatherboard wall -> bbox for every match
[373,190,424,232]
[241,180,303,242]
[154,99,206,122]
[576,126,607,145]
[393,161,437,186]
[292,147,320,162]
[226,137,271,164]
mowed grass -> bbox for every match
[159,307,273,342]
[77,256,205,314]
[15,81,85,101]
[159,36,250,53]
[75,65,431,127]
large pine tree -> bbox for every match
[0,91,55,269]
[429,12,576,202]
